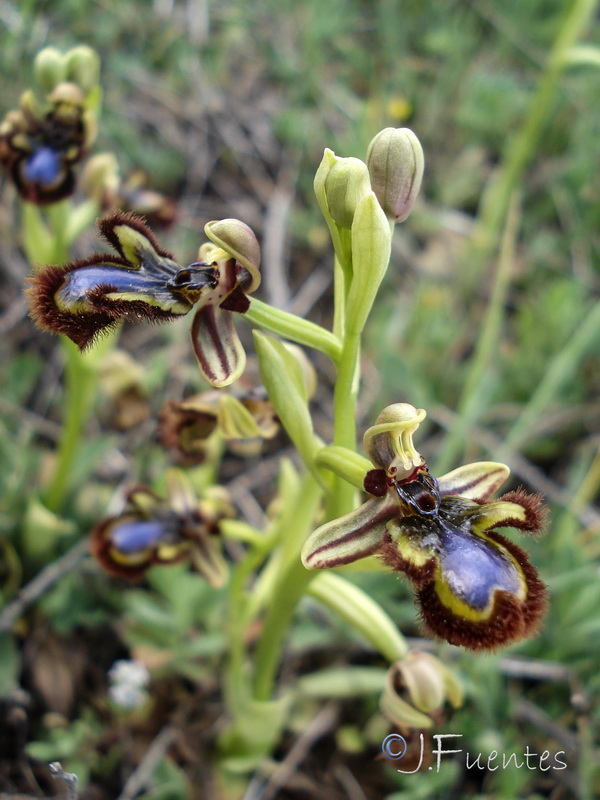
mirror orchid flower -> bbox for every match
[159,386,279,465]
[26,210,261,387]
[91,470,232,585]
[0,81,95,205]
[302,404,547,651]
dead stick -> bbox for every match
[0,537,90,632]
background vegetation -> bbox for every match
[0,1,599,798]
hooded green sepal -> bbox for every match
[307,572,408,662]
[33,48,67,93]
[344,191,391,335]
[254,331,321,475]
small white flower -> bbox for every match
[108,659,150,709]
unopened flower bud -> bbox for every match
[323,156,371,229]
[381,652,463,728]
[64,46,101,94]
[33,48,66,94]
[366,127,424,223]
[81,153,120,203]
[393,652,461,714]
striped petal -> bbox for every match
[191,303,246,388]
[302,496,396,569]
[437,462,509,502]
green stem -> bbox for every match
[327,329,361,518]
[42,338,98,513]
[245,297,341,362]
[225,535,272,722]
[252,475,323,702]
[332,255,346,340]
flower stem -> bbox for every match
[252,474,323,702]
[327,328,361,518]
[43,338,98,513]
[245,297,341,362]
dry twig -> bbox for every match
[0,538,90,633]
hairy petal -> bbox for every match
[98,210,176,265]
[496,489,547,534]
[466,497,546,535]
[437,462,509,501]
[191,303,246,388]
[302,496,397,569]
[416,530,547,651]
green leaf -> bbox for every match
[564,44,600,68]
[296,666,387,699]
[307,571,408,661]
[345,192,391,335]
[254,331,322,476]
[0,634,19,693]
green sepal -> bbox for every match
[254,331,321,475]
[315,445,371,489]
[345,191,391,335]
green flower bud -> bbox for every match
[64,46,101,95]
[81,153,120,202]
[323,156,371,229]
[366,127,424,223]
[33,48,67,94]
[391,650,446,714]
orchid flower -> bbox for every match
[303,404,547,650]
